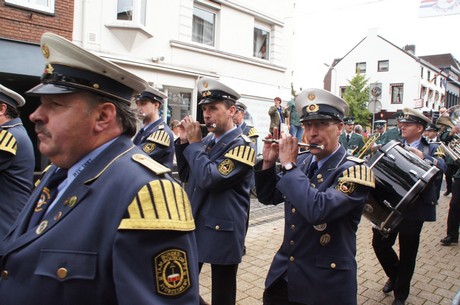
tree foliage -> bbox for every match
[342,72,372,128]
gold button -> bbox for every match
[291,208,296,213]
[291,224,296,230]
[215,225,220,230]
[57,268,68,279]
[289,256,295,262]
[330,263,336,269]
[289,240,295,246]
[1,270,9,280]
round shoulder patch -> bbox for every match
[155,249,191,297]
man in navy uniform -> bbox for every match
[0,84,35,238]
[133,86,175,169]
[0,32,199,305]
[372,108,446,305]
[234,101,259,149]
[255,88,375,305]
[175,77,256,305]
[339,116,365,155]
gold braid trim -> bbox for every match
[434,145,445,158]
[146,130,170,147]
[337,165,375,188]
[119,179,195,231]
[0,129,17,155]
[132,154,171,174]
[247,127,259,138]
[224,145,256,167]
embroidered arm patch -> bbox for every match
[335,165,375,194]
[434,145,445,158]
[154,248,191,297]
[0,130,17,156]
[119,179,195,231]
[147,130,171,147]
[224,145,255,167]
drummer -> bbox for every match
[372,107,446,305]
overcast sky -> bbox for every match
[291,0,460,90]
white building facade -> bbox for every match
[325,30,459,126]
[73,0,295,151]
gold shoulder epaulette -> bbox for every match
[224,145,256,167]
[240,134,252,144]
[346,156,366,164]
[132,154,171,175]
[146,130,170,147]
[338,164,375,188]
[34,164,53,187]
[248,127,259,138]
[119,179,195,231]
[434,145,445,158]
[0,129,17,156]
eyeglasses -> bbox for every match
[303,121,338,129]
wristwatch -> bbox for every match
[282,162,297,173]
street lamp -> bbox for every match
[324,63,337,95]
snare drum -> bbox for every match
[363,140,439,236]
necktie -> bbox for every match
[133,128,144,145]
[206,139,216,153]
[308,161,318,179]
[346,134,350,142]
[28,169,68,230]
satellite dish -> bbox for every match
[368,100,382,114]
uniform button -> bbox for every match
[291,224,296,230]
[290,240,295,246]
[289,256,295,262]
[1,270,9,280]
[57,268,68,279]
[291,208,296,213]
[215,225,220,230]
[330,263,336,269]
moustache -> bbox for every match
[34,123,50,136]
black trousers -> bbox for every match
[446,179,460,239]
[445,164,458,192]
[372,219,424,301]
[199,263,238,305]
[263,278,307,305]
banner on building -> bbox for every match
[419,0,460,18]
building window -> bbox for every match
[427,71,431,81]
[254,27,270,60]
[192,6,216,46]
[378,60,389,72]
[5,0,55,14]
[390,83,404,104]
[356,62,366,74]
[420,67,424,78]
[117,0,146,25]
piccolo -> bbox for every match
[262,139,324,150]
[199,123,216,128]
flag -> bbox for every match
[419,0,460,18]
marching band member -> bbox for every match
[175,77,255,305]
[339,116,365,155]
[255,88,375,305]
[439,118,460,246]
[372,107,446,305]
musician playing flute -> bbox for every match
[255,88,375,305]
[372,107,446,305]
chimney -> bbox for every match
[404,44,416,54]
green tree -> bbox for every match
[342,72,372,128]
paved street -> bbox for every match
[200,193,460,305]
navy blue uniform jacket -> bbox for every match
[175,127,255,264]
[134,120,175,169]
[0,136,199,305]
[0,118,35,239]
[255,145,375,305]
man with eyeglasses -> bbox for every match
[254,88,375,305]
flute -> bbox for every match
[262,139,324,150]
[199,123,216,128]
